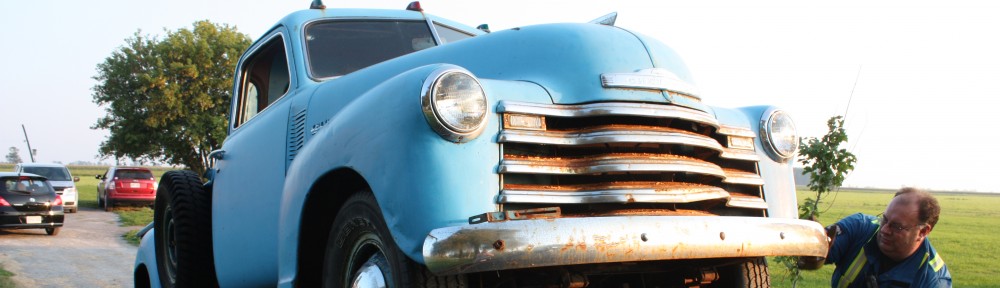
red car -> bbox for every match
[96,167,157,211]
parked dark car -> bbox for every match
[97,167,157,211]
[0,172,65,235]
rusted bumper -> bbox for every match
[422,216,827,275]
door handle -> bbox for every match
[209,149,226,160]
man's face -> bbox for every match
[877,194,930,261]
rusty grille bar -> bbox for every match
[497,101,766,214]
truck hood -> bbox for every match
[424,23,708,111]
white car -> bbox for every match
[14,163,80,213]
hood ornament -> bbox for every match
[601,68,700,99]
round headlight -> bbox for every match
[421,66,488,142]
[761,109,798,161]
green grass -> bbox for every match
[116,206,155,226]
[123,229,143,246]
[771,188,1000,287]
[0,262,13,288]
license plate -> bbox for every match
[26,216,42,224]
[130,183,140,188]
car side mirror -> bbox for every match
[96,175,102,180]
[74,177,80,182]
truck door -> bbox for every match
[210,31,293,286]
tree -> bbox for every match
[6,147,22,164]
[797,116,857,221]
[92,21,251,175]
[776,116,857,287]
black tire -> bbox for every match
[105,198,114,212]
[45,227,60,236]
[322,192,465,288]
[153,170,217,287]
[716,257,770,287]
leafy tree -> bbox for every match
[776,116,857,287]
[5,147,22,164]
[92,21,251,175]
[797,116,857,221]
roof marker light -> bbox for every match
[310,0,326,9]
[406,1,423,12]
[477,24,491,33]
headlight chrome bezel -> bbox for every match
[760,108,799,162]
[420,65,488,143]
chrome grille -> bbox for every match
[497,101,766,216]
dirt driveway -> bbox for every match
[0,206,139,287]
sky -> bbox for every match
[1,0,999,192]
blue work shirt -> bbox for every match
[827,213,951,288]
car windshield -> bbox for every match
[116,169,154,180]
[2,177,53,195]
[305,20,436,79]
[22,167,72,181]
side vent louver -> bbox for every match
[288,109,307,162]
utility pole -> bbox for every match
[21,124,35,163]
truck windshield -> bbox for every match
[305,20,435,79]
[22,167,72,181]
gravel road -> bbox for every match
[0,207,138,288]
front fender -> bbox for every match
[134,227,161,288]
[276,63,552,284]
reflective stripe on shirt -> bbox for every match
[837,220,880,288]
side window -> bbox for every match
[434,23,474,44]
[235,35,290,128]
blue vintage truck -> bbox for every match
[133,2,828,287]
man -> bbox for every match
[804,187,952,287]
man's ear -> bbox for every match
[918,224,932,239]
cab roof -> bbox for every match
[259,7,483,42]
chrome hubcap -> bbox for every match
[351,256,387,288]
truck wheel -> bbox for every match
[153,170,217,287]
[716,257,770,287]
[323,192,465,288]
[45,227,60,236]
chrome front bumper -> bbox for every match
[423,216,827,275]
